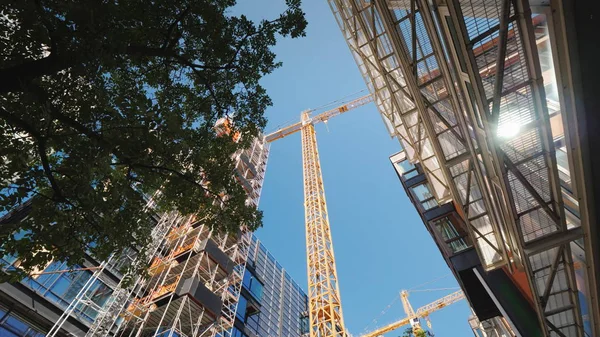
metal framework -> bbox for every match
[47,195,169,337]
[437,0,583,335]
[361,290,465,337]
[106,216,251,337]
[265,96,373,337]
[300,114,346,337]
[47,213,251,337]
[328,0,586,336]
[47,135,270,337]
[327,0,511,273]
[469,313,515,336]
[83,213,179,337]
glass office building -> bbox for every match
[233,235,309,337]
[0,202,145,336]
[0,128,310,337]
[0,222,308,337]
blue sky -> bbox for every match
[235,1,474,336]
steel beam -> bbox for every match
[328,0,453,204]
[548,0,600,334]
[436,0,584,335]
[374,0,508,269]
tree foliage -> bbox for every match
[401,327,434,337]
[0,0,307,280]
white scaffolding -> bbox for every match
[48,135,270,337]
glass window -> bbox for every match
[243,271,252,289]
[1,230,32,267]
[411,184,438,210]
[0,328,18,337]
[242,271,263,301]
[80,280,113,320]
[31,261,64,288]
[556,146,572,189]
[237,295,248,321]
[4,316,29,335]
[300,314,309,335]
[246,312,260,332]
[431,217,470,254]
[52,270,91,304]
[267,252,275,264]
[20,261,114,323]
[0,310,45,337]
[395,159,419,179]
[250,279,263,301]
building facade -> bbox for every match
[0,229,309,337]
[329,0,599,335]
[233,235,309,337]
[0,199,138,336]
[0,129,297,337]
[391,150,541,336]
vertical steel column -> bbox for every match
[327,0,453,205]
[301,112,347,337]
[547,0,600,334]
[437,0,585,335]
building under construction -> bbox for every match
[0,126,276,337]
[1,0,600,336]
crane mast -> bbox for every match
[266,94,372,337]
[301,112,346,337]
[266,94,460,337]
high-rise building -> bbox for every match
[0,127,309,337]
[233,235,309,337]
[0,200,148,336]
[390,150,538,336]
[0,224,309,337]
[327,0,599,335]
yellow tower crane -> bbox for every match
[360,290,465,337]
[265,94,373,337]
[265,94,464,337]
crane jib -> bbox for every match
[264,93,373,143]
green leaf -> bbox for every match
[0,0,306,281]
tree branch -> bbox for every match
[6,185,54,203]
[36,140,62,199]
[162,5,192,50]
[225,17,282,69]
[33,0,58,53]
[0,107,62,199]
[28,84,111,148]
[111,161,225,203]
[0,54,71,94]
[125,46,236,70]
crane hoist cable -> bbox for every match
[410,287,461,293]
[408,273,452,291]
